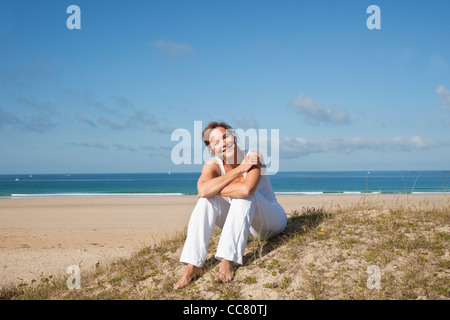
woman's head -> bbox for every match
[202,121,238,161]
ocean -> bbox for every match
[0,171,449,198]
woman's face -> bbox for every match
[209,127,236,162]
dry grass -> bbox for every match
[1,196,449,300]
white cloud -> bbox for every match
[280,135,447,159]
[291,93,351,125]
[153,39,195,58]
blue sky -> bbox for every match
[1,0,449,173]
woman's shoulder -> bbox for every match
[205,157,220,166]
[202,157,221,173]
[198,158,222,180]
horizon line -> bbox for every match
[1,169,449,175]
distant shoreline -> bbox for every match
[2,171,448,199]
[0,191,448,199]
[2,169,449,175]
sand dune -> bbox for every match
[0,194,446,287]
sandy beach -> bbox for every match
[0,194,447,287]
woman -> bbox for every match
[173,121,286,290]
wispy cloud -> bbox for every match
[67,142,109,150]
[291,93,351,125]
[150,124,175,134]
[153,39,195,58]
[436,84,450,110]
[0,67,15,86]
[67,142,163,156]
[76,113,97,127]
[139,145,155,151]
[436,84,450,126]
[0,108,22,127]
[233,115,260,129]
[76,90,174,133]
[97,116,132,131]
[0,97,58,133]
[23,115,56,133]
[112,143,137,152]
[0,65,59,134]
[0,60,55,89]
[17,97,58,115]
[280,135,448,159]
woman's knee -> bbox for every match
[196,195,219,206]
[194,196,227,216]
[230,195,254,206]
[227,196,255,220]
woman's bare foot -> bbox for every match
[215,259,234,283]
[173,264,202,290]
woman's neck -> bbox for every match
[223,148,245,169]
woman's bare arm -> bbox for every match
[196,158,247,198]
[197,151,263,198]
[218,166,261,198]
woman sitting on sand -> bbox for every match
[173,121,287,290]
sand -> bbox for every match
[0,194,446,287]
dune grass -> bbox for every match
[1,196,448,300]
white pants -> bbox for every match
[179,191,287,266]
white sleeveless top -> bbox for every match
[215,150,278,203]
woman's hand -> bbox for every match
[239,151,264,173]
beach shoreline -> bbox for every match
[0,194,447,287]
